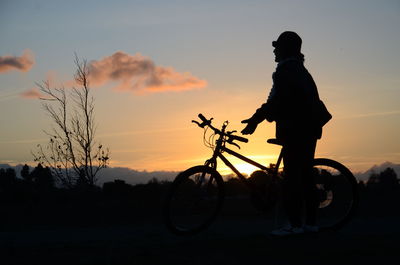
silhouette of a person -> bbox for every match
[241,31,322,236]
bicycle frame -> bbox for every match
[205,139,283,190]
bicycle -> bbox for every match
[163,114,359,235]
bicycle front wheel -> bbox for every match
[163,165,224,235]
[313,158,359,231]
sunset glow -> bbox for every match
[227,163,260,177]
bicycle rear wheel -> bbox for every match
[163,165,224,235]
[313,158,359,231]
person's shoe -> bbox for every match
[269,225,304,237]
[303,225,319,233]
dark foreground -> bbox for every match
[2,165,400,264]
[1,216,399,265]
[1,196,400,265]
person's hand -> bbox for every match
[241,118,258,135]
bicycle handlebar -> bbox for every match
[229,134,248,143]
[193,113,249,144]
[198,113,208,123]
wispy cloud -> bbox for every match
[0,50,35,73]
[20,87,43,99]
[338,110,400,119]
[88,51,207,93]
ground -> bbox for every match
[1,197,399,265]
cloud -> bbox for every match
[20,87,43,99]
[19,71,62,100]
[88,51,207,93]
[0,50,35,73]
[338,110,400,119]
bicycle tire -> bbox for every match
[163,165,225,235]
[313,158,359,231]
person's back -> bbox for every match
[271,57,322,141]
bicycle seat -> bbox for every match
[267,138,283,146]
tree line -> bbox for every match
[0,164,398,228]
[0,164,398,201]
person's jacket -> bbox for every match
[253,57,322,141]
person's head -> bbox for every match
[272,31,302,62]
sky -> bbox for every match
[1,0,399,176]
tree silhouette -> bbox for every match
[367,167,399,192]
[20,164,31,182]
[33,55,110,188]
[379,167,398,187]
[0,168,17,189]
[30,163,54,190]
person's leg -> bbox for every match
[302,139,318,226]
[282,141,303,228]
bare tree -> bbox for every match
[33,55,109,188]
